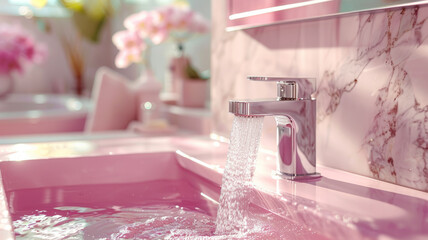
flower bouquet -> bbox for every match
[0,23,46,97]
[112,4,208,69]
[112,4,209,108]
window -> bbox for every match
[0,0,71,17]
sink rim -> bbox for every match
[0,94,91,120]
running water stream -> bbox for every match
[215,116,264,234]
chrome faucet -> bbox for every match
[229,77,320,180]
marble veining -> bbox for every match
[211,1,428,191]
[316,7,428,190]
[363,7,428,190]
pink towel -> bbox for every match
[85,67,137,132]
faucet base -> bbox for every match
[274,171,321,181]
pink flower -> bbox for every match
[112,4,209,68]
[115,48,143,68]
[0,50,20,75]
[124,10,171,45]
[112,30,146,51]
[151,9,169,29]
[0,23,46,75]
[188,13,209,33]
[112,30,147,68]
[149,28,169,45]
[124,11,154,39]
[168,6,194,30]
[124,5,209,45]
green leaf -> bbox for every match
[59,0,84,12]
[72,11,105,42]
[186,63,202,80]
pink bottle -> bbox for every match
[133,69,163,124]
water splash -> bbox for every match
[215,116,264,234]
[13,205,215,240]
[13,205,290,240]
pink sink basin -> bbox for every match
[0,136,426,239]
[0,151,326,239]
[0,94,91,136]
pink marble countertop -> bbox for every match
[0,134,427,239]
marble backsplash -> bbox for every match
[211,2,428,191]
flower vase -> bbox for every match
[169,56,190,95]
[0,74,14,99]
[178,78,208,108]
[133,69,163,124]
[169,54,207,108]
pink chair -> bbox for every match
[85,67,137,132]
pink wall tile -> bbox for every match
[212,1,428,191]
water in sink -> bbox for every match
[9,179,222,239]
[10,183,321,239]
[13,204,215,239]
[12,201,321,240]
[9,116,326,239]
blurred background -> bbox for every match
[0,0,211,96]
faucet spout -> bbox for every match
[229,98,310,117]
[229,77,320,180]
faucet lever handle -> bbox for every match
[278,81,297,100]
[247,76,316,100]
